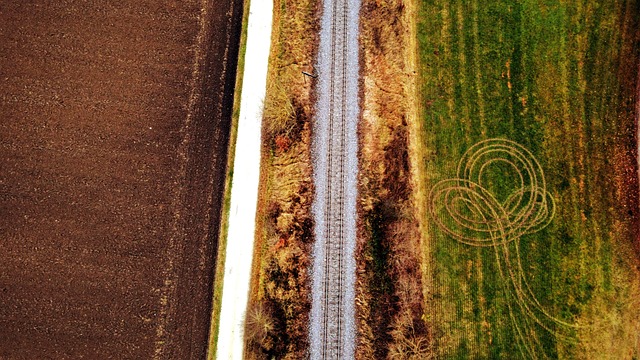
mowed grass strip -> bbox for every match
[417,0,640,358]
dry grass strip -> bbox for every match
[357,0,432,358]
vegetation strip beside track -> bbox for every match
[242,0,319,358]
[355,0,434,358]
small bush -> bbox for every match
[245,302,275,351]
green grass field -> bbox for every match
[417,0,640,358]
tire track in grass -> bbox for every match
[429,138,584,358]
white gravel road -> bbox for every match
[215,1,273,359]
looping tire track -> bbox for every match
[429,138,584,359]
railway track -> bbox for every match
[320,0,348,355]
[311,0,358,358]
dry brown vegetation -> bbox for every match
[243,0,319,358]
[357,0,432,358]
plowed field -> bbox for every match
[0,1,242,358]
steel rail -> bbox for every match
[319,0,349,358]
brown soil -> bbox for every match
[0,1,242,359]
[614,0,640,258]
